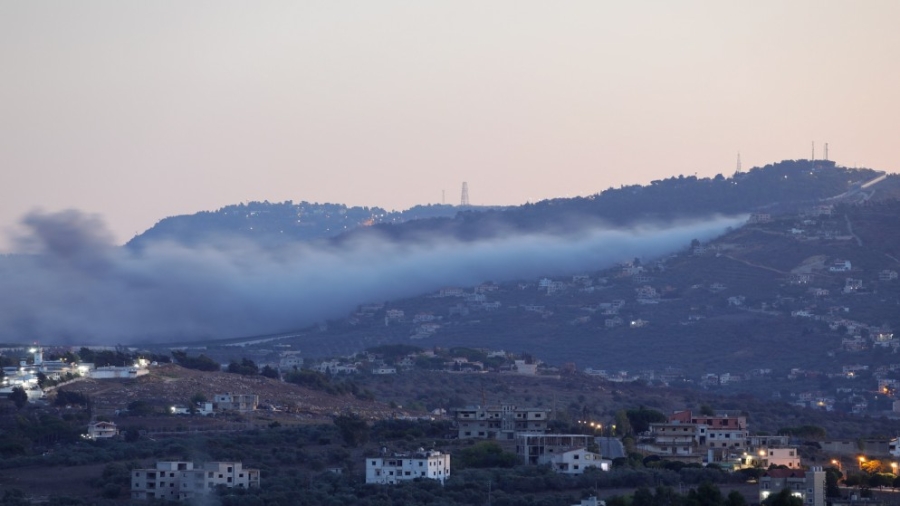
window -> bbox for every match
[574,455,580,459]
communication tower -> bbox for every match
[460,182,470,206]
[736,152,742,173]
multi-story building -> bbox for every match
[638,423,701,458]
[758,447,802,468]
[759,468,825,506]
[365,449,450,484]
[131,461,260,501]
[453,405,551,440]
[516,433,609,474]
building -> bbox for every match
[638,422,701,458]
[213,393,258,412]
[131,461,260,501]
[365,449,450,484]
[543,447,610,475]
[759,468,825,506]
[453,405,551,440]
[516,433,608,472]
[741,447,801,469]
[85,421,118,440]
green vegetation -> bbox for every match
[171,350,221,371]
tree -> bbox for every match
[260,365,279,379]
[456,441,518,469]
[762,488,803,506]
[625,407,667,434]
[725,490,747,506]
[825,468,842,497]
[9,386,27,409]
[333,413,369,447]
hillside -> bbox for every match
[126,201,499,249]
[56,363,395,422]
[250,191,900,392]
[126,161,879,249]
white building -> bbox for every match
[365,449,450,484]
[516,433,608,470]
[131,461,260,501]
[544,447,611,475]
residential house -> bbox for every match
[85,421,118,440]
[755,447,801,468]
[543,447,610,475]
[131,461,260,501]
[365,449,450,484]
[213,393,258,413]
[516,433,608,473]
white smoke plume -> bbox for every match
[0,209,746,344]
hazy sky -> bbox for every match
[2,1,898,249]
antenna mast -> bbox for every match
[736,152,742,173]
[824,143,829,161]
[460,182,470,206]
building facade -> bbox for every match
[516,433,602,467]
[453,405,551,440]
[365,450,450,484]
[131,461,260,501]
[759,468,825,506]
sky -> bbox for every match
[1,1,899,250]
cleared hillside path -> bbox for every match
[844,214,863,246]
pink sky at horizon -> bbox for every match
[1,1,898,251]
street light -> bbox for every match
[831,459,842,472]
[891,462,897,475]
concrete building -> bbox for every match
[213,393,258,412]
[131,461,260,501]
[638,422,701,458]
[759,447,802,468]
[365,449,450,484]
[759,468,825,506]
[516,433,608,472]
[453,405,551,440]
[543,447,610,474]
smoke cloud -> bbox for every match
[0,210,746,344]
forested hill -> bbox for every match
[338,160,880,243]
[128,160,879,249]
[126,202,500,249]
